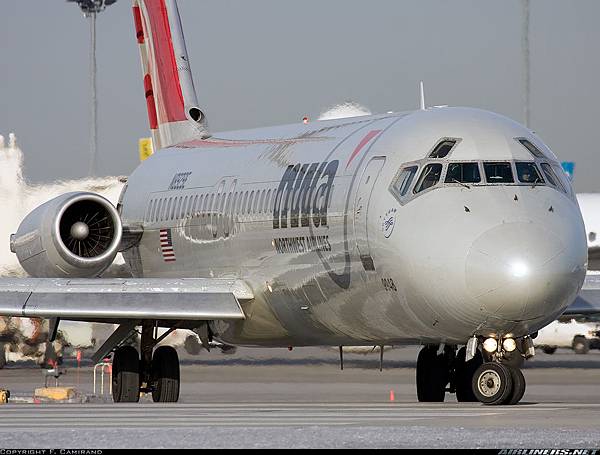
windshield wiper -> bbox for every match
[451,178,471,190]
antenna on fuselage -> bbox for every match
[419,81,426,110]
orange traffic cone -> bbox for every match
[389,390,395,402]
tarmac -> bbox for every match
[0,346,599,448]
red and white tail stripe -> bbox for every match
[159,228,176,262]
[132,0,210,150]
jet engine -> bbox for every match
[10,192,122,278]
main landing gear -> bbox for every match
[416,337,532,405]
[112,322,180,403]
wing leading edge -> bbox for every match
[0,278,250,322]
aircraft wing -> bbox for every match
[0,278,250,323]
[563,273,600,316]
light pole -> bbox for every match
[66,0,117,177]
[522,0,530,129]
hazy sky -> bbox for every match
[1,1,599,191]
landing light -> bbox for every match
[510,261,529,278]
[503,338,517,352]
[483,338,498,353]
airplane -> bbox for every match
[0,0,589,405]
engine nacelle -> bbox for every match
[10,192,122,278]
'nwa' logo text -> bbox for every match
[273,160,338,229]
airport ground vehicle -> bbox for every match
[535,319,600,354]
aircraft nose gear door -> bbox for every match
[353,157,386,271]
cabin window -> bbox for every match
[196,194,203,216]
[232,192,239,215]
[177,197,184,219]
[517,138,546,159]
[160,199,167,221]
[208,194,215,214]
[157,199,163,221]
[151,200,157,222]
[167,197,175,220]
[215,193,221,215]
[253,190,260,213]
[145,200,152,222]
[182,196,189,218]
[265,189,272,212]
[219,192,227,214]
[240,192,247,214]
[192,195,199,216]
[151,199,157,222]
[484,162,514,183]
[516,162,544,184]
[225,193,232,215]
[429,139,457,158]
[248,191,255,214]
[414,163,443,193]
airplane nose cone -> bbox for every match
[465,223,586,321]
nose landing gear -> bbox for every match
[416,338,529,405]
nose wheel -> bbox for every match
[471,362,526,405]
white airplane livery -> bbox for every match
[0,0,589,405]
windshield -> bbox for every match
[445,162,481,184]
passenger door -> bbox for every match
[353,157,386,271]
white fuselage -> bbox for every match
[119,107,588,347]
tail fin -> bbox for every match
[132,0,210,149]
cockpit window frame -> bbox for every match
[515,161,545,185]
[482,161,516,184]
[427,137,462,159]
[515,137,548,159]
[444,161,483,185]
[413,162,444,194]
[389,162,420,205]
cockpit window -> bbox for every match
[429,140,457,159]
[392,166,418,197]
[516,162,544,184]
[414,163,443,193]
[445,162,481,184]
[484,162,514,183]
[540,163,566,193]
[551,163,572,195]
[517,138,546,159]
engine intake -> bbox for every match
[11,192,122,278]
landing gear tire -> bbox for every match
[472,362,513,405]
[416,346,448,402]
[542,346,557,355]
[455,347,483,402]
[506,365,526,405]
[112,346,140,403]
[152,346,180,403]
[572,336,590,354]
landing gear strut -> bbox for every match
[111,322,181,403]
